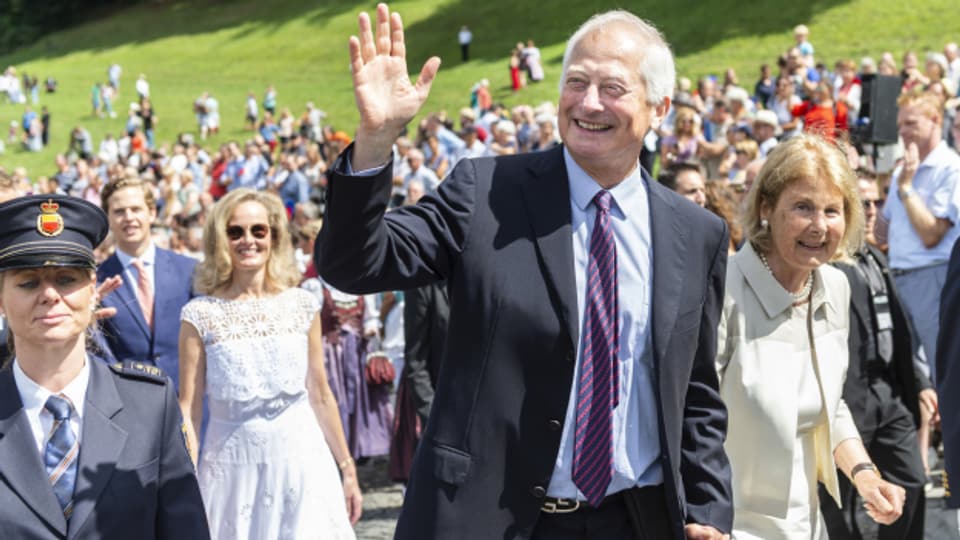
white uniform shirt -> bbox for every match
[13,359,89,454]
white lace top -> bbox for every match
[181,288,319,420]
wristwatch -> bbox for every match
[898,186,916,200]
[851,462,881,487]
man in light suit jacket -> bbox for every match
[317,5,732,539]
[96,178,197,390]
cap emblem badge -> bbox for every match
[37,199,64,237]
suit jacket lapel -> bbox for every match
[153,249,177,340]
[103,254,151,339]
[68,361,127,539]
[519,146,579,349]
[0,367,68,536]
[648,180,687,376]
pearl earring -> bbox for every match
[761,218,769,230]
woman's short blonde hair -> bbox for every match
[734,139,759,161]
[195,189,301,295]
[673,106,698,133]
[742,133,864,261]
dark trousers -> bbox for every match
[532,485,671,540]
[461,44,469,61]
[820,382,926,540]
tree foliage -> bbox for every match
[0,0,142,55]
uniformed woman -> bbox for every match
[0,194,210,539]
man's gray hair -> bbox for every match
[560,10,675,105]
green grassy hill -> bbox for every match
[1,0,957,174]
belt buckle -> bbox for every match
[541,498,581,514]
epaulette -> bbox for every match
[109,361,169,384]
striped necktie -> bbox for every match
[44,394,79,519]
[572,190,619,507]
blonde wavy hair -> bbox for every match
[195,189,300,295]
[742,133,864,261]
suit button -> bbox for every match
[566,351,575,362]
[530,485,546,498]
[547,419,561,431]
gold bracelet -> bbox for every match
[338,457,355,470]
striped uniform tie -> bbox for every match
[44,394,79,519]
[572,190,619,507]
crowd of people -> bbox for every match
[2,4,960,540]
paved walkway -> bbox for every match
[355,458,403,540]
[352,455,959,540]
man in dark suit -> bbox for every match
[937,239,960,510]
[820,172,935,540]
[96,178,197,390]
[318,5,732,539]
[403,281,449,427]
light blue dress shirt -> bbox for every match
[546,149,662,499]
[883,141,960,269]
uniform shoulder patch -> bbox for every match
[109,361,169,384]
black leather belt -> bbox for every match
[540,490,625,514]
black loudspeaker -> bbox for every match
[855,74,900,144]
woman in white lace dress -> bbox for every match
[178,189,360,539]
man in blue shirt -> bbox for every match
[879,92,960,383]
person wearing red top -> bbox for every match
[792,82,848,139]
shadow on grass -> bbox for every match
[1,0,361,64]
[5,0,850,68]
[402,0,852,68]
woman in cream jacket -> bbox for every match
[716,134,905,540]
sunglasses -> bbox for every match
[226,223,271,241]
[862,199,884,209]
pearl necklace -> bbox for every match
[759,252,813,303]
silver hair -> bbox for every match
[560,10,675,105]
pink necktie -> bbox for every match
[131,259,154,328]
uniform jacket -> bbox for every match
[318,145,734,539]
[96,249,197,388]
[0,359,209,539]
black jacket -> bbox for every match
[403,281,449,425]
[318,145,733,539]
[835,246,932,432]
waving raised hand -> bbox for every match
[349,3,441,170]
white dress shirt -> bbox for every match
[13,358,89,454]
